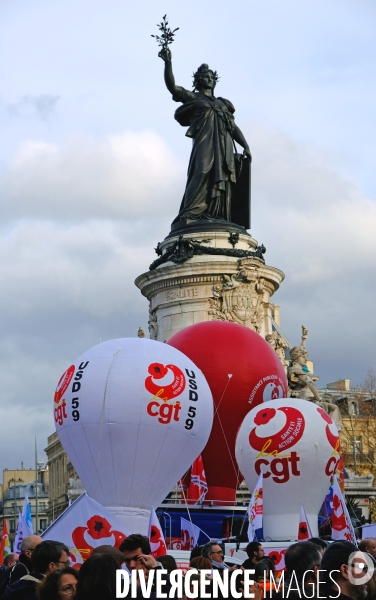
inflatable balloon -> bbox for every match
[235,399,341,539]
[167,322,288,502]
[53,338,214,533]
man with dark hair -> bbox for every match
[119,534,159,580]
[358,538,376,559]
[242,542,265,569]
[321,540,370,600]
[309,537,328,555]
[284,541,322,595]
[3,540,70,600]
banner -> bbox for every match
[298,504,312,540]
[188,455,208,505]
[22,493,33,534]
[247,473,263,542]
[332,476,357,543]
[14,511,33,554]
[148,508,167,558]
[42,493,130,567]
[180,517,201,550]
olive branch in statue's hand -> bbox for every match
[151,14,179,61]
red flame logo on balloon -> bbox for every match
[317,407,341,451]
[54,365,75,404]
[145,363,186,401]
[249,406,305,453]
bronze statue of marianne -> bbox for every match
[159,46,252,231]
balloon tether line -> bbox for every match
[213,374,243,536]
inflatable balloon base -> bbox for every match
[105,506,151,535]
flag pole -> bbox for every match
[35,436,38,534]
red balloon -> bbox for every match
[167,322,288,503]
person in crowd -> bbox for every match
[8,537,43,585]
[90,545,124,568]
[119,534,161,581]
[359,540,376,560]
[321,540,370,600]
[3,556,19,569]
[189,557,212,571]
[75,554,117,600]
[157,555,177,574]
[274,541,322,599]
[309,538,328,555]
[37,567,77,600]
[201,542,227,570]
[119,534,171,598]
[3,540,70,600]
[260,556,275,577]
[0,556,19,597]
[254,562,274,598]
[189,547,203,562]
[0,556,19,595]
[242,543,265,569]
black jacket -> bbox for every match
[2,572,43,600]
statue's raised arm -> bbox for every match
[158,48,179,97]
[152,16,252,231]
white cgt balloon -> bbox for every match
[53,338,214,533]
[235,398,341,540]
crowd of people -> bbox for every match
[0,534,375,600]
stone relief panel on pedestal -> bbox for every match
[148,307,158,340]
[208,261,266,332]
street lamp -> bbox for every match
[35,459,44,534]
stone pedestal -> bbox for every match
[135,230,285,343]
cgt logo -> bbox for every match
[145,362,186,425]
[255,452,300,484]
[54,365,75,426]
[147,400,181,424]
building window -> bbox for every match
[349,401,359,416]
[40,519,47,531]
[353,436,362,455]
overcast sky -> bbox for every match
[1,0,375,473]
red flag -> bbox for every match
[298,504,312,540]
[332,476,356,543]
[188,455,208,504]
[0,519,10,564]
[148,508,167,558]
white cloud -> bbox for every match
[1,130,185,221]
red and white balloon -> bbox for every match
[235,399,341,539]
[53,338,214,532]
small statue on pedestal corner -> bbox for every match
[266,331,289,367]
[137,327,146,338]
[288,325,342,431]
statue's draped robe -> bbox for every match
[173,87,236,221]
